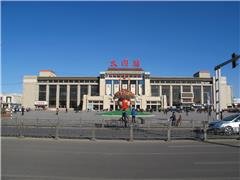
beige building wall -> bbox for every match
[144,79,151,96]
[99,78,106,96]
[220,77,232,109]
[22,76,38,108]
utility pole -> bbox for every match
[214,53,239,119]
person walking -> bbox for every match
[131,108,137,123]
[176,114,182,127]
[56,108,59,115]
[122,111,128,128]
[21,106,25,116]
[170,112,176,126]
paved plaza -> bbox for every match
[2,110,239,141]
[2,110,226,127]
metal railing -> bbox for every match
[2,116,239,141]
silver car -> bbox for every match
[208,113,240,135]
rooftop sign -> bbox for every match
[110,59,141,68]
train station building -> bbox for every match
[22,62,233,111]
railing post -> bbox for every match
[55,116,59,140]
[36,118,39,130]
[203,121,207,141]
[238,124,240,140]
[129,124,133,142]
[102,119,104,128]
[167,120,171,142]
[91,127,96,141]
[79,117,82,128]
[19,118,24,138]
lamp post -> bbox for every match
[204,92,211,121]
[214,53,239,119]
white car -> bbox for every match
[208,114,240,135]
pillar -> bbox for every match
[77,84,80,106]
[46,84,49,107]
[56,84,60,108]
[67,85,70,109]
[170,85,173,107]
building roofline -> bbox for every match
[150,76,213,81]
[37,76,99,80]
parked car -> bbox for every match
[208,113,240,135]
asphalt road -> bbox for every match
[2,138,240,180]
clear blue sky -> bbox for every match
[2,1,240,97]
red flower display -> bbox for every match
[114,89,135,110]
[113,89,135,101]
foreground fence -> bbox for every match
[1,117,240,141]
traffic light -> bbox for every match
[232,53,238,68]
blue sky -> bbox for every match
[2,1,240,97]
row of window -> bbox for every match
[39,85,99,108]
[150,80,212,84]
[151,85,212,106]
[106,74,142,78]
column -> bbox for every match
[128,79,130,91]
[56,84,60,108]
[159,85,162,96]
[136,80,139,95]
[77,84,80,106]
[170,85,173,107]
[113,100,116,111]
[201,84,204,104]
[46,84,49,107]
[212,77,216,110]
[191,85,193,103]
[88,85,91,96]
[180,85,183,105]
[111,80,114,96]
[67,85,70,109]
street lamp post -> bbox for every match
[214,53,239,120]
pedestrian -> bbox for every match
[21,106,25,116]
[131,108,137,123]
[66,107,68,113]
[176,114,182,127]
[208,108,212,117]
[220,111,223,120]
[170,112,176,126]
[122,111,128,128]
[56,108,59,115]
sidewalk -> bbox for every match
[205,138,240,147]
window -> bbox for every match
[80,85,88,99]
[39,85,46,101]
[91,85,99,96]
[162,85,170,106]
[70,85,77,108]
[183,85,191,92]
[151,85,159,96]
[49,85,56,108]
[59,85,67,108]
[203,86,212,104]
[193,86,201,104]
[172,86,181,106]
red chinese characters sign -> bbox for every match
[110,59,141,68]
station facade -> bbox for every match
[22,67,232,111]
